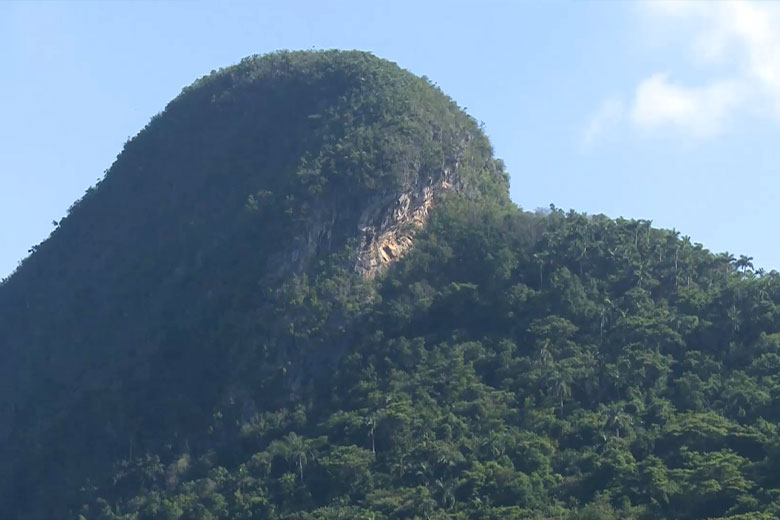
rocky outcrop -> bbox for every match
[355,166,455,278]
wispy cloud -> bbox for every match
[583,1,780,145]
[630,74,743,136]
[581,98,624,150]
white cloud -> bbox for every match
[581,98,625,149]
[630,73,743,136]
[585,1,780,143]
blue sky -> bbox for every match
[2,1,779,279]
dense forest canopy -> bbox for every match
[1,50,780,520]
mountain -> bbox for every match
[2,50,780,520]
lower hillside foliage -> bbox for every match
[82,198,780,520]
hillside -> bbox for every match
[0,50,506,518]
[2,51,780,520]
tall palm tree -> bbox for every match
[552,372,572,416]
[604,405,631,438]
[284,432,309,484]
[365,414,377,455]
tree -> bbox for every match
[603,404,631,439]
[272,432,312,484]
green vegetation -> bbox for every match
[2,51,780,520]
[78,201,780,520]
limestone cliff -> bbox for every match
[355,167,453,277]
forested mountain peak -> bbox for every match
[0,50,507,518]
[3,51,780,520]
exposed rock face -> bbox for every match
[289,136,472,280]
[355,170,453,278]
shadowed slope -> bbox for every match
[0,50,507,518]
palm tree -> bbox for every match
[365,414,377,455]
[434,478,457,508]
[283,432,309,484]
[727,305,741,332]
[604,405,631,438]
[552,372,572,416]
[537,340,553,367]
[736,255,754,273]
